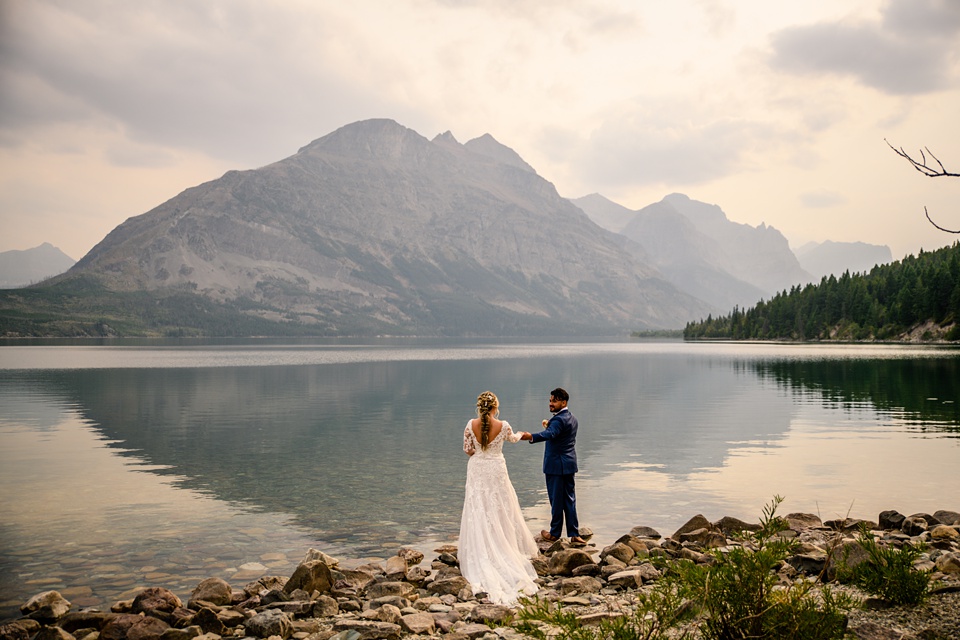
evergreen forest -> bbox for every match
[684,241,960,341]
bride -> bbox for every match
[458,391,539,604]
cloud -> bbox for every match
[799,189,847,209]
[769,0,960,95]
[0,1,418,166]
[568,112,778,188]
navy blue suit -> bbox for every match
[529,407,579,538]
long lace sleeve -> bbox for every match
[463,422,476,455]
[503,422,523,443]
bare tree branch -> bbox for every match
[885,139,960,177]
[886,139,960,234]
[925,206,960,234]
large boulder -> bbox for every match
[364,581,416,600]
[101,615,168,640]
[901,516,928,537]
[132,588,183,616]
[629,526,661,539]
[547,549,596,576]
[301,548,340,568]
[784,513,822,531]
[933,510,960,526]
[599,542,635,565]
[930,525,959,541]
[713,516,760,537]
[935,552,960,574]
[426,576,469,596]
[21,591,72,622]
[245,610,292,639]
[188,578,232,608]
[284,559,333,595]
[825,540,871,580]
[671,515,717,540]
[399,613,435,635]
[677,528,727,549]
[878,510,906,530]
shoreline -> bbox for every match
[4,506,959,639]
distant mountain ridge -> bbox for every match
[48,119,711,336]
[573,193,893,312]
[795,240,893,282]
[0,243,75,288]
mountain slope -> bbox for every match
[49,119,710,335]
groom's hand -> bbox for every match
[519,431,532,441]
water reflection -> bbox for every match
[1,341,958,618]
[751,357,960,433]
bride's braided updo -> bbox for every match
[476,391,499,450]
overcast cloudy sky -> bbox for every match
[2,0,959,262]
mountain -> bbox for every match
[38,119,711,336]
[0,243,75,288]
[794,240,893,282]
[570,193,635,233]
[574,193,802,310]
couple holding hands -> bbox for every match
[458,388,584,604]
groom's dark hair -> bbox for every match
[550,387,569,402]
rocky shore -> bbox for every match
[4,508,959,640]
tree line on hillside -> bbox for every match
[683,241,960,341]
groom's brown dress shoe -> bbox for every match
[540,530,559,542]
[570,536,587,546]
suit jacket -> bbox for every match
[530,407,578,475]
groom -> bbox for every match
[520,388,585,545]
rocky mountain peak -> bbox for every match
[464,133,536,174]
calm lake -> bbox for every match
[1,339,958,616]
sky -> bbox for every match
[1,0,959,262]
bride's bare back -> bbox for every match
[471,417,503,444]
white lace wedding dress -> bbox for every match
[458,420,539,604]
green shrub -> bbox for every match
[837,524,931,605]
[676,496,856,640]
[517,497,857,640]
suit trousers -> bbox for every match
[545,473,579,538]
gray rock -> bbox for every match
[825,540,871,580]
[312,595,339,617]
[599,542,634,565]
[450,622,496,639]
[132,588,183,616]
[397,548,424,565]
[935,552,960,574]
[364,581,416,600]
[189,578,232,608]
[678,527,727,549]
[243,576,287,598]
[190,609,224,636]
[101,615,168,640]
[930,524,959,541]
[712,516,761,536]
[375,604,402,625]
[671,515,718,540]
[426,576,469,596]
[547,549,596,576]
[902,516,929,537]
[787,553,827,576]
[628,526,661,539]
[302,548,340,568]
[784,513,822,531]
[384,556,407,580]
[559,576,602,595]
[398,613,435,635]
[0,622,31,640]
[366,596,413,611]
[34,628,76,640]
[285,560,333,595]
[878,510,906,530]
[332,620,401,640]
[245,609,293,639]
[635,563,662,582]
[21,591,72,621]
[571,562,601,577]
[159,626,201,640]
[467,604,513,624]
[933,510,960,526]
[606,569,642,589]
